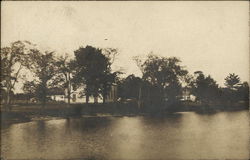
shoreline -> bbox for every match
[1,102,248,126]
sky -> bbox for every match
[1,1,249,92]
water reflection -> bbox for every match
[1,111,249,159]
[110,117,145,159]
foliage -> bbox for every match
[0,41,34,106]
[135,54,188,108]
[224,73,241,90]
[23,81,37,97]
[117,74,142,100]
[74,45,119,103]
[28,49,58,105]
[237,82,249,103]
[191,71,219,104]
[55,55,76,104]
[2,40,248,112]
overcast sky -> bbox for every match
[1,1,249,90]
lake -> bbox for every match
[1,111,249,159]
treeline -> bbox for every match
[1,41,120,109]
[1,41,249,111]
[118,57,249,112]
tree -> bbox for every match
[73,46,121,104]
[117,74,142,100]
[22,81,37,103]
[99,48,121,103]
[133,54,189,112]
[221,73,245,104]
[134,54,188,106]
[55,55,76,104]
[225,73,241,90]
[28,49,58,106]
[74,46,110,104]
[1,41,33,108]
[237,82,249,104]
[191,71,219,104]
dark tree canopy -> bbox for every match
[55,55,76,104]
[74,45,118,103]
[1,41,34,107]
[135,54,188,104]
[1,40,248,112]
[118,74,142,100]
[28,50,58,105]
[224,73,241,90]
[191,71,219,104]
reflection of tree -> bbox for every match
[68,117,112,132]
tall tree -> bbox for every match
[117,74,142,100]
[1,41,33,107]
[55,55,76,104]
[28,49,58,106]
[237,81,249,104]
[74,46,109,104]
[100,48,120,103]
[22,81,37,103]
[191,71,219,104]
[99,72,120,103]
[220,73,242,104]
[224,73,241,90]
[141,54,187,101]
[135,54,188,104]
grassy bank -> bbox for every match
[1,102,248,125]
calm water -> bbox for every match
[1,111,249,159]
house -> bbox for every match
[12,93,30,103]
[70,89,85,103]
[181,87,196,101]
[49,88,65,102]
[106,84,118,103]
[49,84,118,104]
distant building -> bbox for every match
[181,87,196,101]
[49,84,118,103]
[70,90,85,103]
[106,84,118,103]
[49,88,65,102]
[12,93,30,103]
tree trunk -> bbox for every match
[41,86,47,108]
[67,73,71,104]
[6,76,12,106]
[6,84,12,111]
[67,95,71,104]
[26,96,29,104]
[42,96,46,108]
[86,94,89,104]
[67,88,71,104]
[94,96,98,103]
[138,86,142,108]
[102,88,106,104]
[6,90,11,105]
[102,85,107,104]
[103,95,106,104]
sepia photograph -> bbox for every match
[1,1,249,160]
